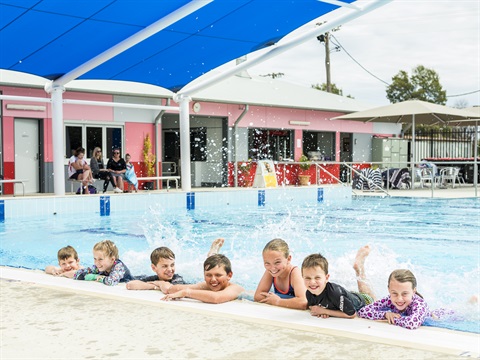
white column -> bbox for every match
[51,85,66,196]
[178,95,191,191]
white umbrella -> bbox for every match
[332,100,475,184]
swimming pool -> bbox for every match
[1,194,478,333]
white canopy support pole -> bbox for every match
[47,0,212,89]
[233,105,249,187]
[178,95,192,191]
[475,121,478,197]
[51,86,66,196]
[178,0,392,98]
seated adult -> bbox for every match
[90,147,115,194]
[68,147,93,194]
[107,148,126,193]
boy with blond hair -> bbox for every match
[45,245,81,277]
[302,245,375,318]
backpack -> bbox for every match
[76,185,97,194]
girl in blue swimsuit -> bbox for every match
[254,238,307,310]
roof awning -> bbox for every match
[1,0,358,92]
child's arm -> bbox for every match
[45,265,61,276]
[126,279,169,291]
[391,297,429,330]
[255,268,308,310]
[163,283,244,304]
[310,306,356,319]
[126,280,159,290]
[73,267,96,280]
[101,261,126,286]
[254,271,273,302]
[357,296,394,321]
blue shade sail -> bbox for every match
[0,0,355,91]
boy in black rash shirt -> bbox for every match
[302,246,375,319]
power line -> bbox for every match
[330,34,390,86]
[330,34,479,99]
[447,89,480,97]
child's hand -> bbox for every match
[258,292,280,306]
[161,289,188,301]
[310,305,330,318]
[159,281,172,294]
[385,312,401,324]
[60,270,76,278]
[85,274,98,281]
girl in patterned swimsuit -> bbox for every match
[254,239,307,310]
[73,240,133,286]
[357,269,449,329]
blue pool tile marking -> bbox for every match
[258,190,265,206]
[100,196,110,216]
[186,192,195,210]
[317,188,324,203]
[0,200,4,222]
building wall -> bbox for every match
[1,84,400,194]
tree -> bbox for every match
[453,99,469,109]
[312,83,354,99]
[386,65,447,105]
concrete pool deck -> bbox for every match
[1,266,478,359]
[2,182,479,200]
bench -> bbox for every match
[137,176,180,191]
[68,179,104,194]
[0,179,28,196]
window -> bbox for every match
[65,124,123,159]
[163,127,207,162]
[190,127,207,161]
[248,129,292,161]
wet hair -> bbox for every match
[263,238,289,258]
[93,240,119,259]
[150,247,175,265]
[204,254,232,274]
[388,269,423,298]
[301,253,329,275]
[57,246,79,262]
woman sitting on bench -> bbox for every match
[68,147,93,194]
[90,147,116,194]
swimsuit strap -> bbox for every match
[273,266,297,295]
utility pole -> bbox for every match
[317,33,331,93]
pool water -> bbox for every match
[1,197,479,333]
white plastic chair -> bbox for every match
[440,167,459,188]
[419,168,440,188]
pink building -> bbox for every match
[0,70,400,195]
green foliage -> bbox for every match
[312,82,342,95]
[386,65,447,105]
[298,154,311,171]
[312,83,354,98]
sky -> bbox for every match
[247,0,480,108]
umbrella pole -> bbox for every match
[475,121,478,197]
[411,114,417,191]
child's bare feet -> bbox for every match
[353,245,375,300]
[207,238,225,257]
[353,245,370,277]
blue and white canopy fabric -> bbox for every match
[0,0,357,92]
